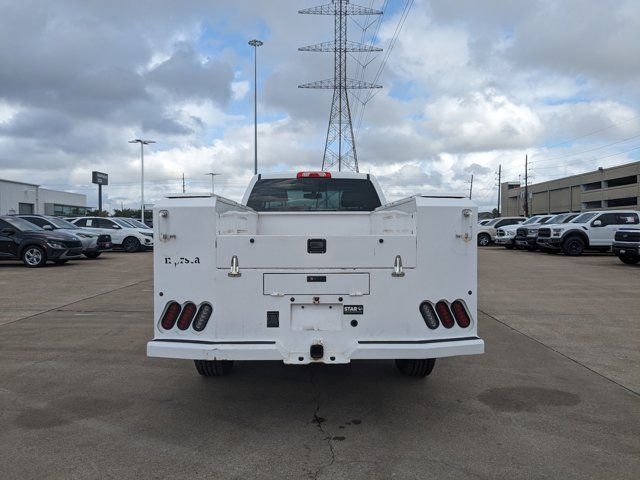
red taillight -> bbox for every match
[451,300,471,328]
[297,171,331,178]
[177,302,197,330]
[435,301,455,329]
[161,301,181,330]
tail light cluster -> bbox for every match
[419,300,472,329]
[160,301,213,332]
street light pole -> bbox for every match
[248,39,263,175]
[205,172,221,195]
[129,139,156,224]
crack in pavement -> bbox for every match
[309,367,336,480]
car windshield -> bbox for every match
[112,218,133,228]
[48,217,79,229]
[484,219,499,226]
[572,212,597,224]
[4,217,43,231]
[545,215,564,224]
[247,178,381,212]
[537,217,553,224]
[522,217,540,225]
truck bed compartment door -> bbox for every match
[263,273,370,295]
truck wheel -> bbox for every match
[122,237,141,253]
[395,359,436,378]
[22,246,47,268]
[619,255,640,265]
[85,252,101,259]
[477,233,491,247]
[562,236,585,256]
[194,360,234,376]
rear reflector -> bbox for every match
[161,301,181,330]
[419,302,440,329]
[451,300,471,328]
[177,302,197,330]
[435,301,455,329]
[297,171,331,178]
[193,303,213,332]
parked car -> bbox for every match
[0,216,83,267]
[16,214,112,258]
[611,228,640,265]
[513,215,555,250]
[115,217,152,230]
[478,219,492,226]
[536,210,640,256]
[495,216,540,249]
[70,217,154,252]
[477,217,525,246]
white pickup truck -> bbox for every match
[147,171,484,378]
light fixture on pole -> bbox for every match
[205,172,221,195]
[128,139,156,224]
[248,39,263,175]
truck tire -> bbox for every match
[395,358,436,378]
[122,236,142,253]
[194,359,234,376]
[619,255,640,265]
[562,236,585,256]
[22,245,47,268]
[477,233,491,247]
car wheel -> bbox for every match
[22,245,47,268]
[122,236,142,253]
[619,255,640,265]
[194,360,234,376]
[477,233,491,247]
[562,236,585,256]
[84,252,101,259]
[395,359,436,378]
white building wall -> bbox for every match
[0,180,87,216]
[0,179,39,215]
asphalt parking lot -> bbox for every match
[1,250,638,479]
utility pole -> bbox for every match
[524,154,529,217]
[298,1,382,172]
[469,174,474,199]
[182,173,186,193]
[248,39,263,175]
[497,164,502,215]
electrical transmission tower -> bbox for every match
[298,1,383,172]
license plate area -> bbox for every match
[291,304,342,331]
[263,273,370,295]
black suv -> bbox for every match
[0,216,83,267]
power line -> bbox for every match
[530,132,640,166]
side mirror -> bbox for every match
[1,227,16,236]
[592,220,602,227]
[43,224,53,231]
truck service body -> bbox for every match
[147,172,484,376]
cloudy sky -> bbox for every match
[1,0,639,211]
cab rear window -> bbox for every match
[247,178,381,212]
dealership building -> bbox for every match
[500,161,640,217]
[0,178,89,216]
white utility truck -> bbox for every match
[147,172,484,378]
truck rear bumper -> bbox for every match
[147,337,485,364]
